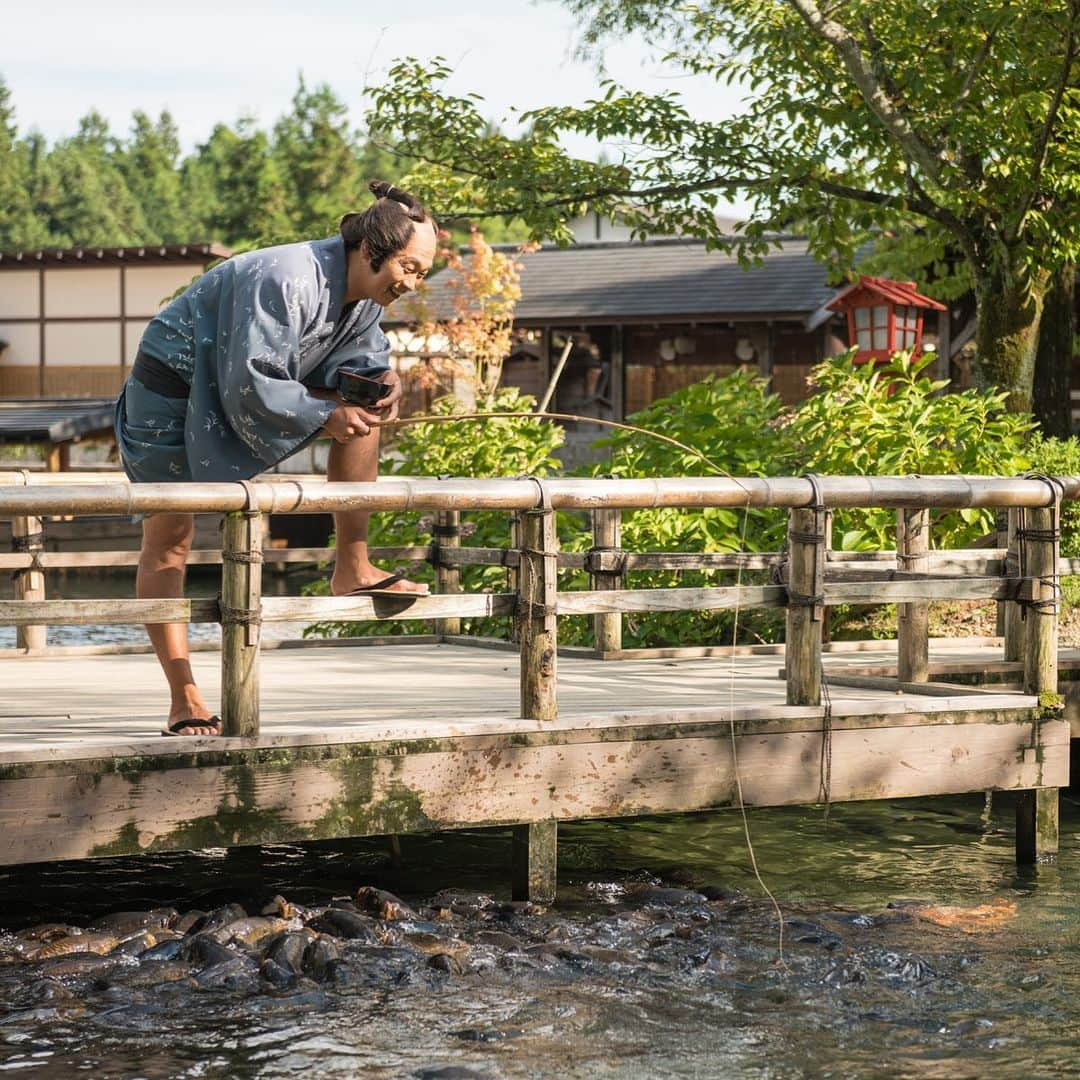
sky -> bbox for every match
[3,0,744,154]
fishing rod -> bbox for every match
[368,404,793,968]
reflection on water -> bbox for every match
[0,794,1077,1079]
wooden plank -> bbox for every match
[823,578,1014,604]
[555,585,785,615]
[0,598,219,625]
[0,715,1064,865]
[821,674,1011,697]
[0,545,422,570]
[260,593,515,623]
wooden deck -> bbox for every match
[0,641,1067,869]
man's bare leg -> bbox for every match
[327,430,427,595]
[138,512,217,734]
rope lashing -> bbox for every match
[217,597,263,628]
[10,530,46,577]
[1016,472,1063,620]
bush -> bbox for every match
[786,350,1034,550]
[305,386,563,638]
[1026,433,1080,558]
[558,370,794,647]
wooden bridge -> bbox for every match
[0,470,1073,899]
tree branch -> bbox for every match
[784,0,946,185]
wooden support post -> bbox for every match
[591,508,622,655]
[12,515,46,651]
[897,507,930,683]
[220,507,263,737]
[512,820,557,903]
[1003,508,1023,662]
[433,509,461,637]
[507,512,521,644]
[821,509,833,644]
[1016,501,1060,864]
[786,506,825,706]
[518,506,558,721]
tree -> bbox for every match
[120,111,186,243]
[0,79,50,248]
[40,111,150,246]
[181,117,292,247]
[366,1,1080,416]
[274,78,362,236]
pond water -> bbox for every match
[0,794,1077,1079]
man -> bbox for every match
[115,181,436,735]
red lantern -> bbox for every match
[826,275,946,365]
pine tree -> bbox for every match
[0,78,50,249]
[274,77,361,237]
[121,111,186,243]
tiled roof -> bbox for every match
[0,243,231,269]
[0,398,116,444]
[385,238,842,325]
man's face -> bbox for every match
[368,225,437,307]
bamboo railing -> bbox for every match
[1,473,1071,722]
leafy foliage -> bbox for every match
[1027,433,1080,558]
[787,350,1034,549]
[305,386,564,640]
[364,2,1080,412]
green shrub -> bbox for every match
[786,350,1034,550]
[1027,433,1080,558]
[559,370,794,646]
[304,386,563,639]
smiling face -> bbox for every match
[351,223,437,307]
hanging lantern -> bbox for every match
[826,275,946,365]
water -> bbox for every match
[0,793,1078,1079]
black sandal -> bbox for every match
[161,715,222,737]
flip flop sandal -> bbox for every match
[342,571,428,597]
[161,715,222,737]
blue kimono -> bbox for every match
[115,235,390,482]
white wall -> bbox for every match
[0,271,39,318]
[45,268,121,317]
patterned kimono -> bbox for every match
[116,235,390,482]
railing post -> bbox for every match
[433,509,461,637]
[518,503,558,721]
[897,507,930,683]
[12,514,46,651]
[220,503,263,737]
[1003,508,1023,662]
[507,512,521,644]
[786,505,826,706]
[513,493,558,901]
[1016,499,1060,864]
[590,508,623,656]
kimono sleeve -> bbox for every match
[305,308,392,390]
[215,262,337,466]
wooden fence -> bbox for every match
[1,472,1073,872]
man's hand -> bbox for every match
[322,404,377,444]
[369,369,403,422]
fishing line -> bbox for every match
[370,406,793,965]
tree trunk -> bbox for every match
[1032,264,1076,437]
[974,249,1048,415]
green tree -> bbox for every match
[182,117,292,247]
[0,78,50,248]
[274,78,361,236]
[40,110,149,245]
[366,1,1080,417]
[120,110,186,243]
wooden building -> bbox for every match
[0,243,231,398]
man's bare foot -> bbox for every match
[330,566,429,596]
[165,698,220,737]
